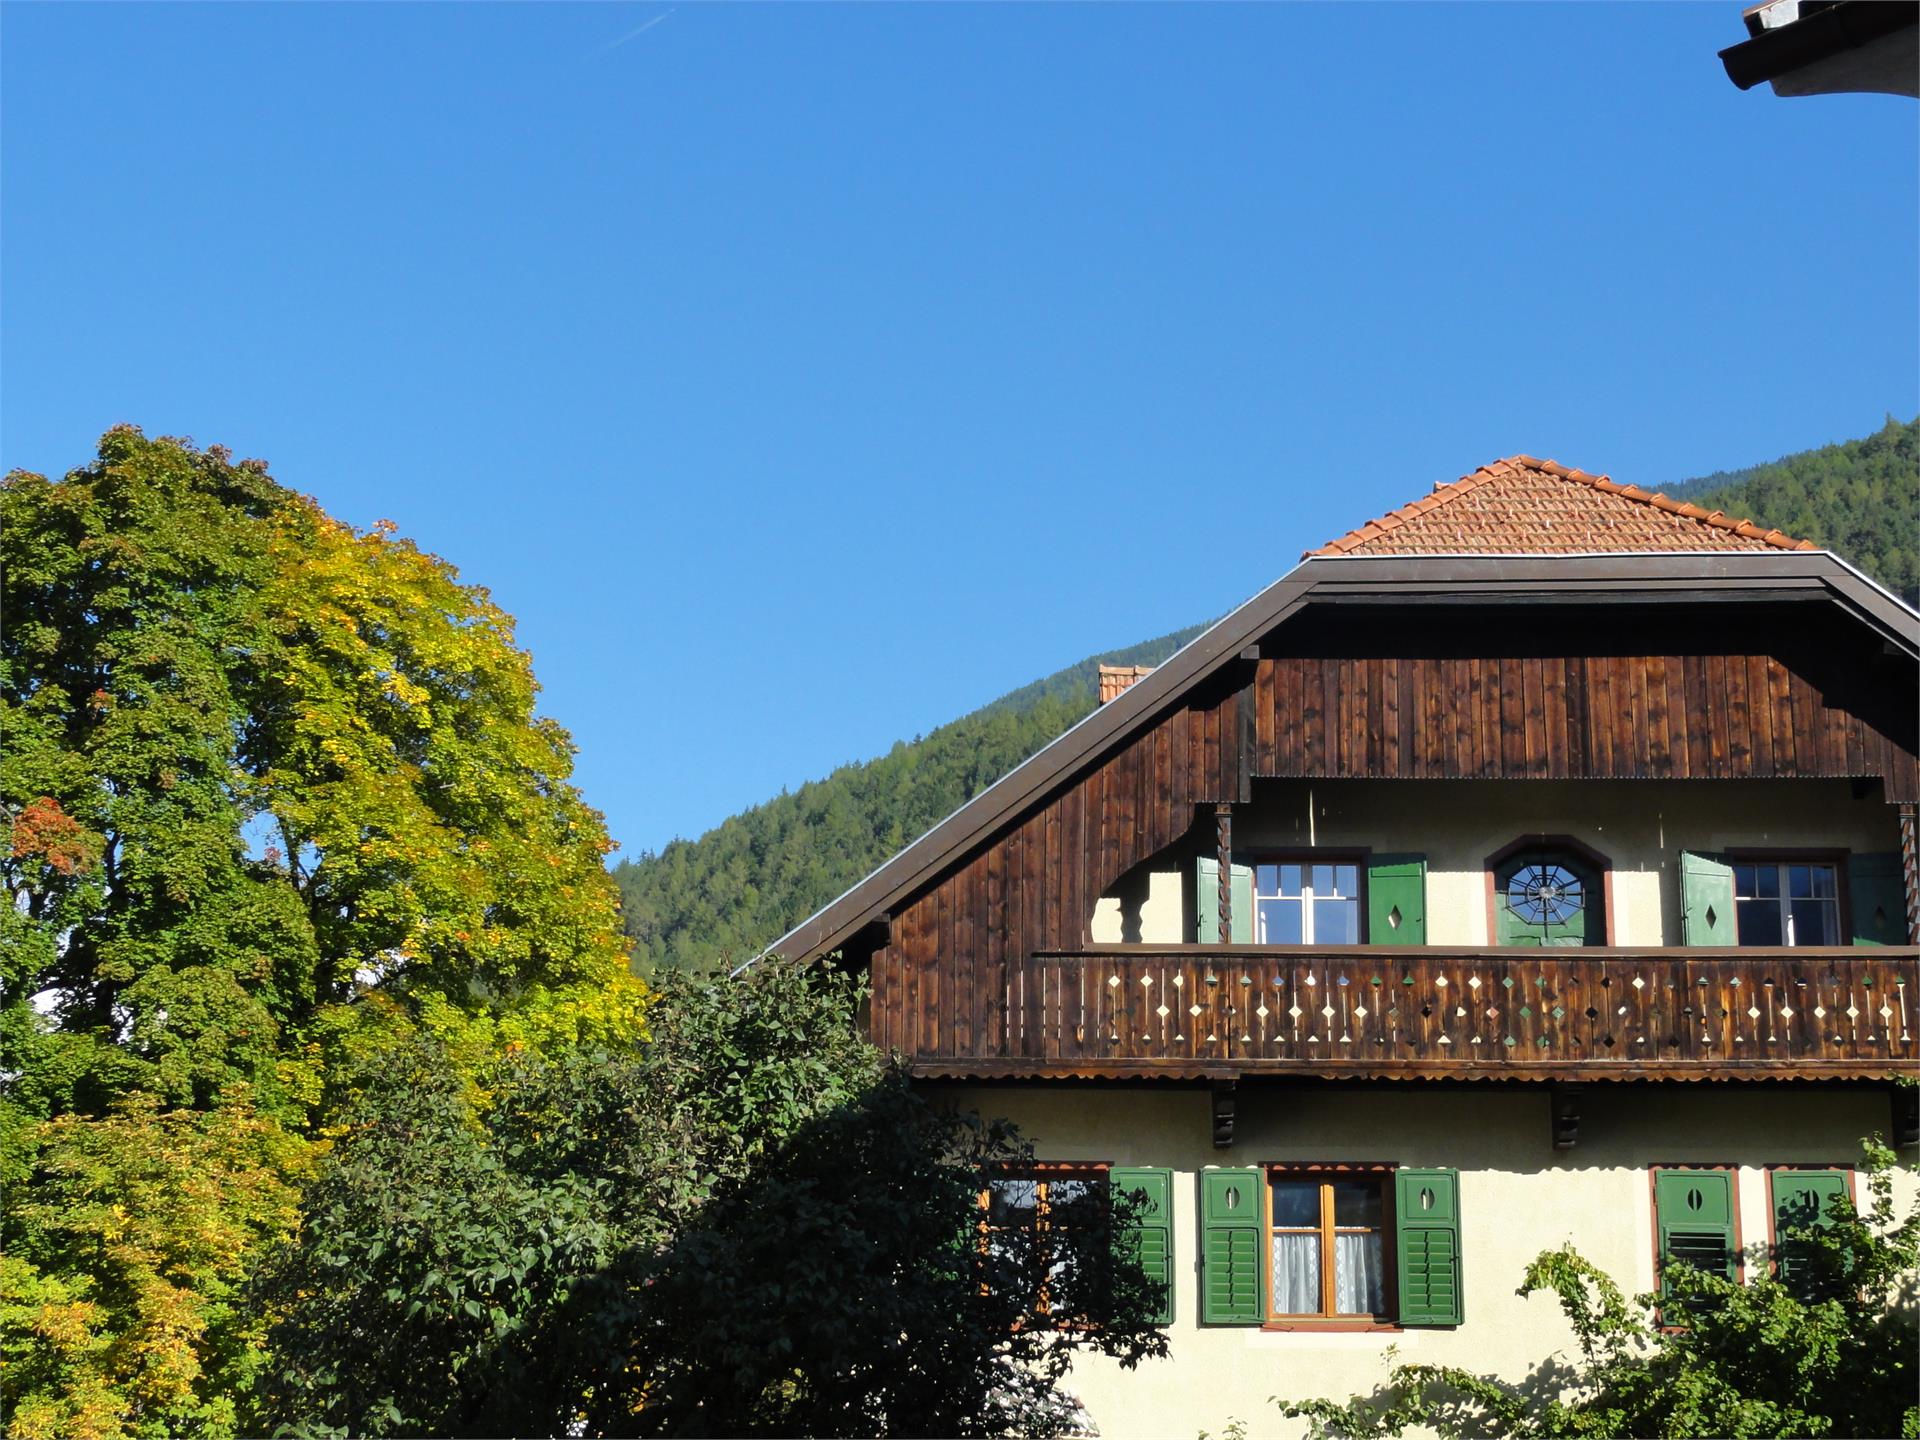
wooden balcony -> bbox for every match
[898,945,1919,1082]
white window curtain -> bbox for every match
[1335,1232,1385,1314]
[1270,1233,1320,1313]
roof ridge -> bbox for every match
[1305,454,1817,557]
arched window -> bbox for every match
[1488,838,1608,946]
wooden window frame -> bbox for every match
[1726,849,1854,946]
[1261,1161,1400,1332]
[1244,850,1372,946]
[978,1162,1112,1323]
[1484,834,1615,946]
[1647,1162,1744,1329]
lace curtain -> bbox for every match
[1271,1232,1384,1314]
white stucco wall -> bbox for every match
[927,1082,1917,1440]
[1090,778,1900,946]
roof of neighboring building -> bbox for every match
[1096,664,1154,704]
[1306,455,1820,559]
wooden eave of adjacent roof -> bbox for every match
[765,550,1919,968]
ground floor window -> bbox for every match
[1267,1168,1391,1320]
[980,1165,1109,1313]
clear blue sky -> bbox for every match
[5,3,1915,858]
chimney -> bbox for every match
[1098,664,1154,704]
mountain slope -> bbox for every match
[614,418,1919,974]
[1665,415,1917,602]
[614,624,1209,975]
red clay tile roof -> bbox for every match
[1306,455,1820,558]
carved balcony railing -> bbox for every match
[898,945,1919,1081]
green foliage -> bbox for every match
[612,626,1207,976]
[1278,1139,1919,1440]
[256,962,1168,1437]
[1,429,640,1437]
[1667,415,1920,604]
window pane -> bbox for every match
[1333,864,1358,896]
[1789,865,1815,899]
[1269,1179,1320,1227]
[1755,865,1780,899]
[1331,1181,1382,1227]
[1314,897,1359,944]
[1791,899,1837,947]
[1280,863,1303,895]
[1311,863,1335,894]
[1271,1232,1321,1314]
[1733,864,1757,898]
[1809,865,1837,899]
[1335,1232,1386,1315]
[1258,897,1303,945]
[1047,1177,1099,1209]
[1737,899,1783,947]
[989,1179,1037,1226]
[1256,863,1280,896]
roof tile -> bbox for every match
[1306,456,1818,558]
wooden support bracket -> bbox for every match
[1211,1079,1237,1149]
[1550,1084,1583,1150]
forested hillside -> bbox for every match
[614,418,1920,973]
[613,625,1207,974]
[1667,415,1917,603]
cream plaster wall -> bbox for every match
[1093,779,1900,947]
[927,1082,1916,1440]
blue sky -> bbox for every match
[5,3,1915,857]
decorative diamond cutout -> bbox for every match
[1503,1035,1516,1048]
[1189,1004,1202,1017]
[1704,904,1718,928]
[1469,976,1482,991]
[1172,974,1184,989]
[1108,975,1121,987]
[1256,1004,1270,1019]
[1388,905,1403,929]
[1748,1006,1761,1019]
[1502,976,1515,990]
[1435,976,1448,988]
[1552,1005,1566,1019]
[1485,1007,1500,1021]
[1814,1005,1826,1018]
[1353,1005,1368,1021]
[1847,1003,1861,1019]
[1321,1003,1336,1020]
[1438,1034,1453,1046]
[1141,976,1154,988]
[1456,1006,1467,1017]
[1156,1004,1171,1019]
[1881,1005,1895,1021]
[1632,976,1646,991]
[1780,1005,1794,1020]
[1288,1004,1303,1020]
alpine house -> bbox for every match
[768,455,1920,1437]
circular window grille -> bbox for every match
[1506,863,1585,927]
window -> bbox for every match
[1733,861,1841,946]
[1254,861,1361,944]
[1652,1167,1740,1319]
[1266,1170,1389,1319]
[1490,840,1606,946]
[1768,1168,1852,1300]
[980,1166,1108,1314]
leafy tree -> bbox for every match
[256,962,1168,1438]
[1277,1139,1918,1440]
[2,428,641,1436]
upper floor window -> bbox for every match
[1490,839,1607,946]
[1253,861,1361,944]
[1733,862,1840,946]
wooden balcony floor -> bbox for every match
[894,945,1919,1082]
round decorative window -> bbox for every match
[1506,863,1585,927]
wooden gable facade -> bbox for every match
[774,553,1920,1090]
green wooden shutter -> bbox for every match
[1229,862,1252,944]
[1112,1167,1174,1325]
[1654,1168,1737,1293]
[1680,852,1736,945]
[1199,1167,1262,1324]
[1368,855,1427,945]
[1847,853,1905,946]
[1770,1168,1850,1296]
[1395,1168,1462,1325]
[1195,857,1253,943]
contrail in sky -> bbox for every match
[600,11,674,52]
